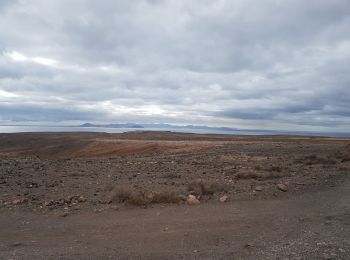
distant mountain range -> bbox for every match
[79,123,144,128]
[79,122,238,132]
[77,123,350,137]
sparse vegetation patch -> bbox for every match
[111,188,181,206]
[187,180,224,195]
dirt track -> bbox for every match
[0,131,349,259]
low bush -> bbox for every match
[295,155,338,165]
[236,171,284,180]
[111,188,181,206]
[187,180,223,195]
[111,188,133,203]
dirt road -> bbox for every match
[1,181,349,259]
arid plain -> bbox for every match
[0,131,349,259]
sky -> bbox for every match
[0,0,350,132]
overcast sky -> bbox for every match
[0,0,350,131]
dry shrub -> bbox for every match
[269,166,282,172]
[335,151,350,162]
[111,188,133,203]
[128,193,148,206]
[163,172,180,179]
[104,184,115,192]
[294,158,304,164]
[147,191,181,204]
[304,155,317,161]
[341,157,350,163]
[263,172,284,179]
[342,148,350,161]
[111,188,180,205]
[296,155,338,165]
[236,171,283,180]
[236,172,262,179]
[254,165,261,171]
[187,180,223,195]
[304,155,337,165]
[187,180,203,194]
[320,158,337,165]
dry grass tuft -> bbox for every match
[146,191,181,204]
[303,155,337,165]
[295,155,338,165]
[341,157,350,163]
[187,180,223,195]
[111,188,133,203]
[335,151,350,163]
[127,193,148,206]
[111,188,180,206]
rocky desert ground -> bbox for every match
[0,131,349,259]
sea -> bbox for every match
[0,125,349,137]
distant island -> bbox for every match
[79,123,144,129]
[76,123,350,137]
[78,123,238,132]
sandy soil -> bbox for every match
[0,131,349,259]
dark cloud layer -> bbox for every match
[0,0,349,131]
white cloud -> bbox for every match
[32,57,57,66]
[5,51,28,62]
[4,50,57,67]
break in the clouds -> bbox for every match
[0,0,350,131]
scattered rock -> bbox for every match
[12,198,23,205]
[277,183,288,192]
[44,199,66,209]
[26,182,39,188]
[110,205,120,210]
[187,195,200,205]
[218,195,228,203]
[298,217,305,222]
[78,196,86,203]
[244,243,254,248]
[178,195,187,201]
[59,212,69,218]
[255,186,263,191]
[66,195,87,204]
[9,242,23,247]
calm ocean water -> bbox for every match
[0,125,349,137]
[0,125,264,135]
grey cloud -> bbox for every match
[0,103,104,122]
[0,0,16,12]
[0,0,349,131]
